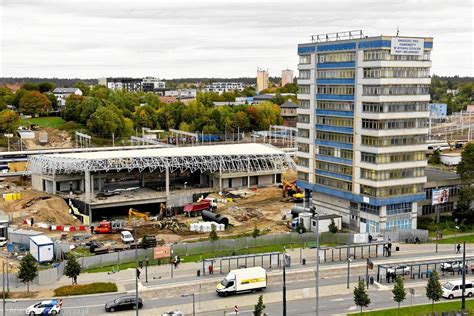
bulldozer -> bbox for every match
[282,180,303,203]
[128,208,149,224]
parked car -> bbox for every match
[442,280,474,299]
[26,299,61,315]
[450,261,468,272]
[441,261,466,272]
[105,296,143,312]
[386,265,411,275]
[161,312,184,316]
[120,231,134,243]
[0,237,7,247]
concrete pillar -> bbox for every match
[98,176,102,192]
[165,167,170,198]
[140,173,145,187]
[219,162,223,192]
[90,174,94,199]
[247,158,251,189]
[52,172,57,194]
[84,170,91,203]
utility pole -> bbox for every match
[134,219,139,316]
[347,257,351,289]
[283,253,287,316]
[315,208,319,316]
[2,262,5,316]
[462,241,466,315]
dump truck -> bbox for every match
[93,220,125,234]
[183,201,211,217]
[216,267,267,296]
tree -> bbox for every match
[0,109,20,133]
[209,224,219,242]
[251,225,260,239]
[428,149,441,165]
[87,106,123,137]
[353,279,371,314]
[19,91,52,115]
[17,253,38,293]
[426,271,443,313]
[64,254,81,284]
[21,82,39,91]
[457,143,474,185]
[392,275,406,314]
[254,295,265,316]
[12,89,27,107]
[328,219,338,234]
[44,92,58,110]
[38,82,55,93]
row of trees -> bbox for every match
[454,143,474,222]
[354,271,444,315]
[61,87,283,138]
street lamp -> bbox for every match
[145,255,149,283]
[347,257,352,289]
[283,251,288,316]
[133,219,139,316]
[311,206,320,316]
[181,293,195,316]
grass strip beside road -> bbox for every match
[435,234,474,244]
[357,298,474,316]
[54,282,118,296]
[84,243,310,273]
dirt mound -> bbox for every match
[228,206,264,222]
[23,127,73,149]
[0,189,79,226]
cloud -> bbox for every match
[0,0,472,78]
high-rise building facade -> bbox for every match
[282,69,294,86]
[296,32,433,233]
[257,68,269,92]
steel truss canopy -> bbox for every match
[28,143,296,175]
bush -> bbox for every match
[58,121,81,130]
[54,282,117,296]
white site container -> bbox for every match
[29,235,54,263]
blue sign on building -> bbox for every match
[429,103,447,118]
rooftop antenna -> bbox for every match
[396,27,399,36]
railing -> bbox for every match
[311,30,364,43]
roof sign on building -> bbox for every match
[391,37,424,56]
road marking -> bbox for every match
[330,298,344,302]
[347,306,357,311]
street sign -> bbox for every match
[234,305,239,313]
[153,246,171,259]
[409,288,415,295]
[4,134,13,138]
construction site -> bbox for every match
[0,142,310,268]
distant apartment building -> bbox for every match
[164,89,197,99]
[98,78,142,92]
[257,68,269,93]
[296,31,433,232]
[142,77,166,92]
[280,101,298,127]
[282,69,294,86]
[204,82,244,94]
[52,87,83,107]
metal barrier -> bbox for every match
[202,252,283,275]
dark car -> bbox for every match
[105,296,143,312]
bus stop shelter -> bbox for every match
[202,252,283,276]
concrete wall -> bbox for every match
[167,194,193,208]
[31,174,43,191]
[258,174,274,186]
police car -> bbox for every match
[26,299,62,315]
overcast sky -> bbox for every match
[0,0,473,79]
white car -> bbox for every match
[387,265,411,275]
[120,231,134,243]
[26,299,61,315]
[0,237,7,247]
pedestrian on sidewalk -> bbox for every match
[457,243,461,254]
[73,276,77,285]
[136,268,141,280]
[208,264,214,275]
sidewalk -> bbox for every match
[14,242,471,293]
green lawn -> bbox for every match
[84,243,308,273]
[357,298,474,315]
[20,116,66,129]
[436,234,474,244]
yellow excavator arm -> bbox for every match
[128,208,149,223]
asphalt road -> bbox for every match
[5,271,472,316]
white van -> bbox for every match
[442,280,474,299]
[216,267,267,296]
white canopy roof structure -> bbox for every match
[29,143,296,175]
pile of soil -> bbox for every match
[0,189,80,226]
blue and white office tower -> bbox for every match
[295,31,433,233]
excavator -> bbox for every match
[128,208,149,224]
[282,180,303,203]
